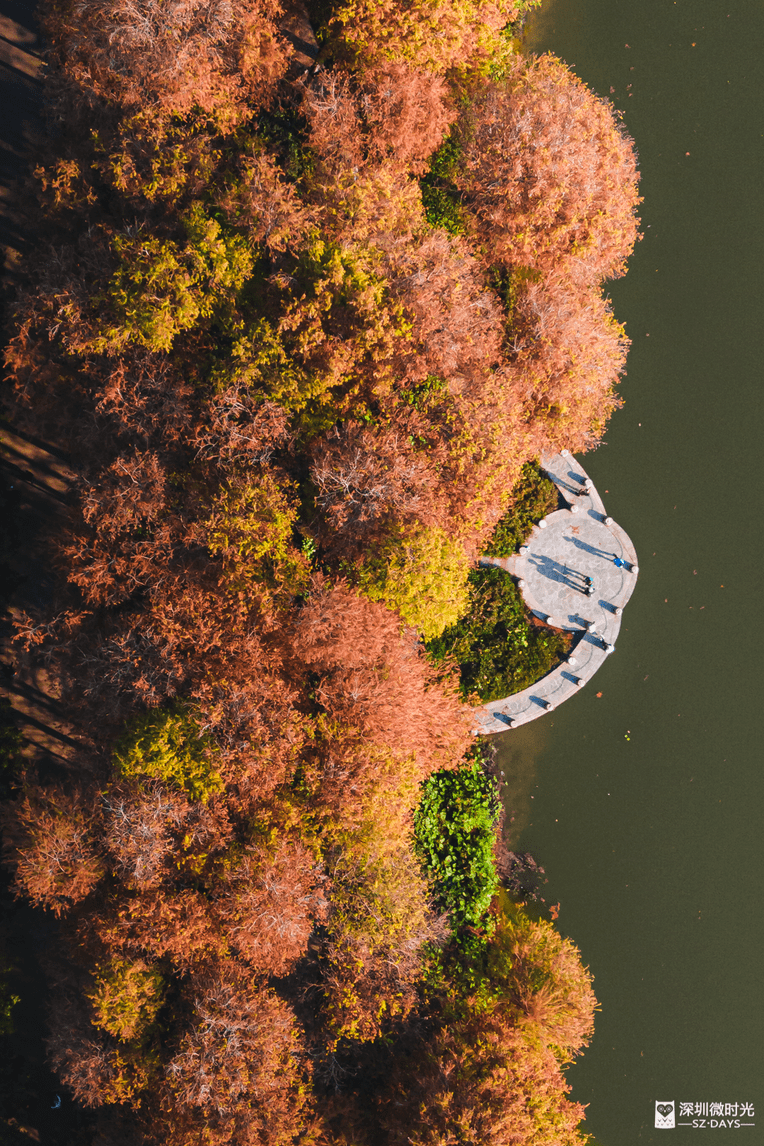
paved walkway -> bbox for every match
[473,450,638,734]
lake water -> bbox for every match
[492,0,764,1140]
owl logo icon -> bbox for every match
[655,1101,675,1128]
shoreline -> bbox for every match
[475,449,638,732]
[0,3,639,1141]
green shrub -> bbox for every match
[420,180,466,235]
[484,459,559,557]
[414,752,500,931]
[399,372,450,412]
[428,132,464,182]
[112,705,223,802]
[426,566,570,702]
[420,133,466,235]
[257,106,315,185]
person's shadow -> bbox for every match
[556,470,588,497]
[528,553,590,593]
[565,535,615,561]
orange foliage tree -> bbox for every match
[1,0,639,1140]
[456,54,641,284]
[42,0,289,130]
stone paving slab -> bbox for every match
[473,450,638,734]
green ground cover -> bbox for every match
[426,461,570,701]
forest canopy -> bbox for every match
[0,0,639,1141]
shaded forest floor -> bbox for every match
[0,4,95,1142]
[0,0,80,768]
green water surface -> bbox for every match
[493,0,764,1140]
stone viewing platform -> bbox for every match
[474,450,638,734]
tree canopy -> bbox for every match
[1,0,639,1140]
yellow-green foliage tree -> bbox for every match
[112,705,224,803]
[354,524,473,639]
[325,0,540,73]
[89,957,166,1044]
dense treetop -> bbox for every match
[0,0,639,1141]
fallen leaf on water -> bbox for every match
[596,692,603,698]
